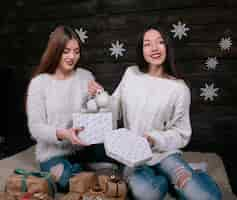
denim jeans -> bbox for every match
[40,156,82,192]
[40,144,113,192]
[128,153,222,200]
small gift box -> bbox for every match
[0,192,16,200]
[82,182,126,200]
[72,112,113,145]
[61,172,127,200]
[17,192,54,200]
[104,129,152,167]
[5,169,56,198]
[69,172,97,194]
[98,175,127,198]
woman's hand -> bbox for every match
[144,133,155,147]
[88,80,103,96]
[56,127,88,146]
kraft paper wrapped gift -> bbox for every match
[104,129,153,168]
[17,192,54,200]
[5,169,56,198]
[82,175,127,200]
[61,173,127,200]
[72,112,113,145]
[69,172,97,194]
[0,192,15,200]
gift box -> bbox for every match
[72,112,113,145]
[69,172,97,193]
[0,192,16,200]
[61,172,127,200]
[98,175,127,198]
[82,178,126,200]
[104,129,152,168]
[5,169,56,198]
[17,192,53,200]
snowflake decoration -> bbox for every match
[200,83,219,101]
[171,21,190,40]
[109,40,126,59]
[219,37,232,51]
[75,28,88,43]
[205,57,219,70]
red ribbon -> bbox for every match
[21,192,32,200]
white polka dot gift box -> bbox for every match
[72,112,113,145]
[104,128,152,167]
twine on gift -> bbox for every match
[13,168,57,197]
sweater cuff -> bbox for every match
[48,126,65,145]
[147,130,166,151]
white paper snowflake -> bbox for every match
[205,57,219,70]
[75,28,88,43]
[109,40,126,59]
[200,83,219,101]
[219,37,232,51]
[171,21,190,40]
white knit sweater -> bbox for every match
[111,66,192,165]
[26,68,94,162]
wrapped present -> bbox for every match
[98,175,127,198]
[0,192,16,200]
[5,169,56,198]
[82,183,126,200]
[61,172,127,200]
[104,129,152,167]
[17,192,53,200]
[0,192,53,200]
[59,192,81,200]
[69,172,97,193]
[72,112,112,145]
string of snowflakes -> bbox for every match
[73,25,233,102]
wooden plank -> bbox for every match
[23,0,98,20]
[100,0,237,13]
[177,59,237,75]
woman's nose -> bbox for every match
[68,51,76,58]
[151,43,158,51]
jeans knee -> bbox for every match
[128,174,168,200]
[56,164,73,189]
[177,172,222,200]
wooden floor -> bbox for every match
[0,145,237,199]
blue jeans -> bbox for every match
[40,156,82,192]
[40,144,113,192]
[127,153,222,200]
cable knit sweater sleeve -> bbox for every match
[26,75,61,144]
[110,68,130,129]
[147,82,192,152]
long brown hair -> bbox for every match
[31,25,82,78]
[25,25,82,110]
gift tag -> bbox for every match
[72,112,113,145]
[104,129,152,167]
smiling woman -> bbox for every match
[88,23,222,200]
[25,25,111,192]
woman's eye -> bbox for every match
[63,49,69,54]
[143,43,150,47]
[74,50,80,54]
[159,40,165,44]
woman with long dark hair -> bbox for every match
[89,24,222,200]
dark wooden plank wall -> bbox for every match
[1,0,237,152]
